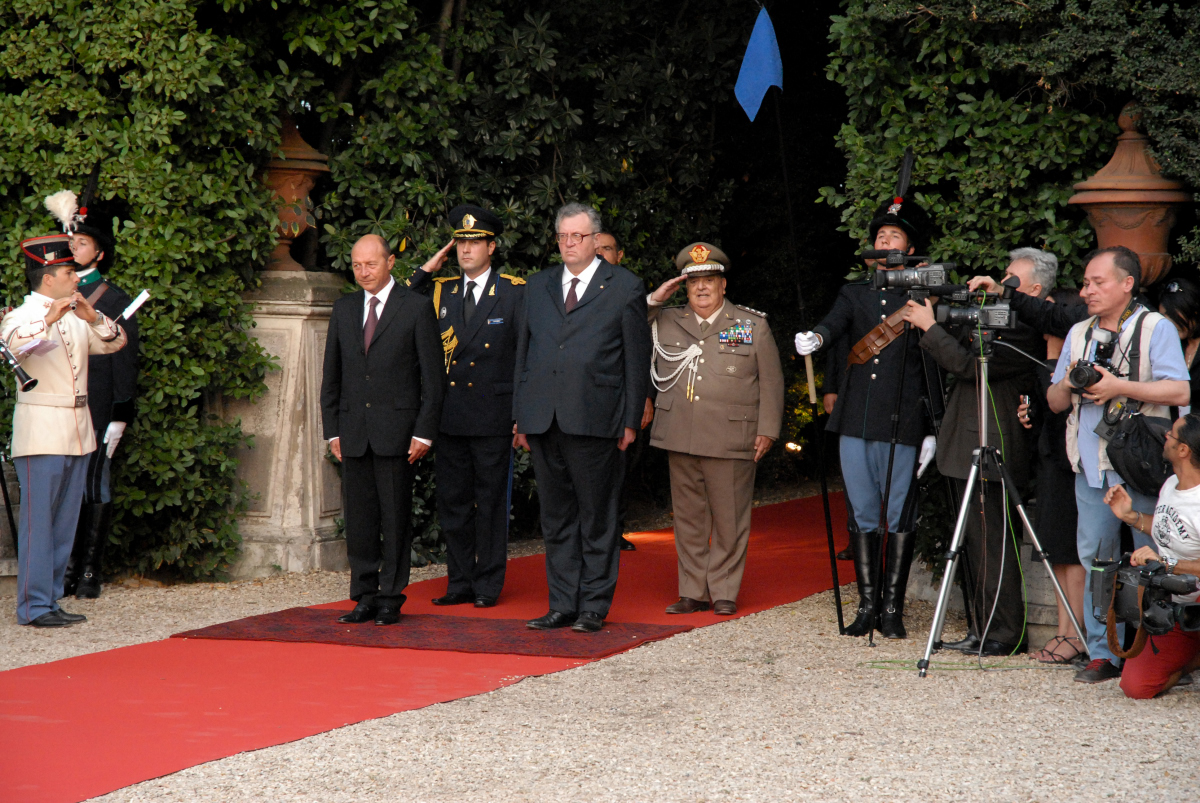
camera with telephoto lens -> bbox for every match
[1069,329,1117,393]
[872,263,954,291]
[935,300,1017,330]
[1092,554,1200,635]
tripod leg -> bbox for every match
[919,458,981,677]
[810,399,844,634]
[994,456,1087,648]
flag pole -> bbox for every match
[772,87,844,634]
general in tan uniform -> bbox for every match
[647,243,784,615]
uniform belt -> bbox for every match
[848,309,908,367]
[17,391,87,408]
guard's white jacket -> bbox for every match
[1,292,127,457]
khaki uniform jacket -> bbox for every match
[648,300,784,460]
[2,293,127,457]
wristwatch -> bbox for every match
[1162,555,1178,574]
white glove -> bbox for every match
[917,435,937,478]
[104,421,127,459]
[794,331,822,356]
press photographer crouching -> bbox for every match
[1103,414,1200,698]
[898,252,1051,656]
[1046,246,1191,683]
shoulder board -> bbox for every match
[433,276,457,283]
[734,303,766,318]
[500,273,526,286]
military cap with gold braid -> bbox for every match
[449,204,503,240]
[674,242,729,277]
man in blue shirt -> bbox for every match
[1048,246,1190,683]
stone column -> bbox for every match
[226,271,347,577]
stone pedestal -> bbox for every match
[225,271,347,578]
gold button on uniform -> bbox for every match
[468,383,473,387]
[870,374,876,380]
[366,403,371,408]
[450,381,456,386]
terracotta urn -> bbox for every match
[1068,103,1191,286]
[263,116,331,271]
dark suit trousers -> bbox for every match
[342,446,415,607]
[527,419,624,617]
[436,434,513,599]
[952,477,1026,645]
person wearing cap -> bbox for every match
[793,195,937,639]
[407,205,524,608]
[57,201,140,600]
[3,234,127,627]
[645,243,784,615]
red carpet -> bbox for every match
[0,493,848,803]
[174,609,694,659]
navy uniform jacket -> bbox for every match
[812,281,931,447]
[513,260,651,438]
[406,268,524,437]
[86,279,140,431]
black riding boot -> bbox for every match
[879,530,916,639]
[74,503,111,599]
[836,525,855,561]
[62,504,96,597]
[844,529,880,636]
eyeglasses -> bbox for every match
[555,233,595,245]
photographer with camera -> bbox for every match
[1104,413,1200,698]
[794,191,937,639]
[1046,246,1191,683]
[897,251,1051,655]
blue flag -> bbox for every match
[734,8,783,122]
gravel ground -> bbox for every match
[5,502,1198,802]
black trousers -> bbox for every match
[435,433,513,599]
[527,419,624,617]
[83,429,110,504]
[952,477,1026,645]
[342,446,415,607]
[617,425,650,531]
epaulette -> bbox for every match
[735,303,767,318]
[433,276,457,283]
[500,273,526,286]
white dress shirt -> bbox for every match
[462,268,491,303]
[333,277,430,447]
[695,306,723,328]
[562,257,602,302]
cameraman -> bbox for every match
[1104,414,1200,698]
[898,252,1048,655]
[1047,246,1191,683]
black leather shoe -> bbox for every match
[620,536,637,551]
[474,596,498,608]
[337,603,377,624]
[979,639,1027,657]
[836,544,855,561]
[374,604,403,625]
[432,592,474,606]
[942,634,980,653]
[25,611,74,628]
[526,610,575,630]
[55,609,87,624]
[571,611,604,633]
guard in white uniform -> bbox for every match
[4,234,126,627]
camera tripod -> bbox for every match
[917,331,1087,677]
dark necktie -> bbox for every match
[565,277,580,312]
[464,280,477,324]
[363,296,380,354]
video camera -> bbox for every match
[1092,554,1200,636]
[863,249,1021,331]
[1069,329,1117,392]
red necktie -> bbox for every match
[364,296,380,354]
[565,277,580,312]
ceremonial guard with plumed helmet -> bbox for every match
[646,243,784,616]
[406,205,524,607]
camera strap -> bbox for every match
[847,307,908,367]
[1106,579,1150,660]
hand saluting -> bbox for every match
[420,240,456,274]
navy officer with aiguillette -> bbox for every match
[407,205,525,607]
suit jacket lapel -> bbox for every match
[710,300,738,335]
[568,260,612,313]
[547,264,567,318]
[368,283,405,349]
[461,272,499,344]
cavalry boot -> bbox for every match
[62,504,95,597]
[879,530,916,639]
[844,529,881,637]
[74,503,111,599]
[836,525,856,561]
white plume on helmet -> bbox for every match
[45,190,79,232]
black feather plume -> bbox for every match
[78,160,102,213]
[894,147,914,201]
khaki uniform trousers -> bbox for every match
[668,451,756,603]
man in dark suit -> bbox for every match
[406,205,524,608]
[513,203,652,633]
[321,234,444,626]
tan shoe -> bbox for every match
[665,597,710,614]
[713,599,737,615]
